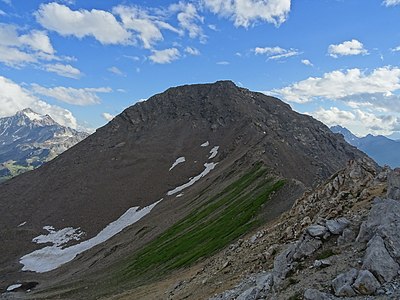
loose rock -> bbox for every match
[352,269,381,295]
[332,268,358,297]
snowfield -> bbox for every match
[20,200,161,273]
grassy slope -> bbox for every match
[120,163,284,282]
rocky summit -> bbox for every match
[0,81,371,299]
[0,108,88,182]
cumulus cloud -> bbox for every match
[149,48,180,64]
[328,39,368,58]
[383,0,400,6]
[203,0,291,27]
[310,106,400,136]
[301,59,313,66]
[44,63,81,79]
[0,24,55,66]
[184,46,200,55]
[271,67,400,103]
[102,112,115,121]
[254,46,300,60]
[0,76,78,128]
[35,3,132,45]
[170,2,205,41]
[31,84,112,106]
[113,5,169,49]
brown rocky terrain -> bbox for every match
[0,81,369,299]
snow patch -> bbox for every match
[201,141,209,147]
[208,146,219,159]
[32,226,84,247]
[23,111,43,122]
[6,284,22,292]
[169,157,185,171]
[18,221,27,227]
[167,163,218,196]
[176,193,184,198]
[20,200,161,273]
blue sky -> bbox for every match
[0,0,400,138]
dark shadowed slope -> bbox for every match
[0,81,369,298]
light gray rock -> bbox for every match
[337,228,355,246]
[332,268,358,297]
[292,234,323,260]
[356,198,400,262]
[236,286,259,300]
[313,259,331,268]
[273,234,322,283]
[255,273,273,292]
[304,289,336,300]
[307,225,328,238]
[387,169,400,200]
[352,270,381,295]
[325,218,350,235]
[273,244,295,282]
[363,235,399,283]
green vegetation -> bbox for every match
[121,163,284,281]
[316,249,335,260]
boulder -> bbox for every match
[304,289,336,300]
[325,218,350,235]
[387,169,400,200]
[356,198,400,262]
[362,235,399,283]
[337,228,355,246]
[307,225,328,238]
[332,268,358,297]
[292,234,322,260]
[352,270,381,295]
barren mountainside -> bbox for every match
[0,81,370,299]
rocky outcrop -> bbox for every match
[207,159,400,300]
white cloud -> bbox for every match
[102,112,115,121]
[0,24,56,66]
[170,2,205,41]
[301,59,313,66]
[19,30,54,54]
[328,39,368,58]
[149,48,180,64]
[216,61,229,65]
[113,5,166,49]
[310,106,400,136]
[383,0,400,6]
[254,46,300,60]
[107,66,125,76]
[35,3,132,45]
[184,46,200,55]
[0,76,78,129]
[271,67,400,103]
[44,63,81,79]
[204,0,291,27]
[31,84,112,106]
[391,46,400,52]
[0,10,6,16]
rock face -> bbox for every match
[0,81,369,298]
[207,158,400,300]
[0,108,88,182]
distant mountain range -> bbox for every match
[331,125,400,168]
[0,108,89,182]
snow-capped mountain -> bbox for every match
[0,108,89,181]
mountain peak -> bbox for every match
[15,108,56,126]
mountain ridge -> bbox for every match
[0,81,371,299]
[331,125,400,167]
